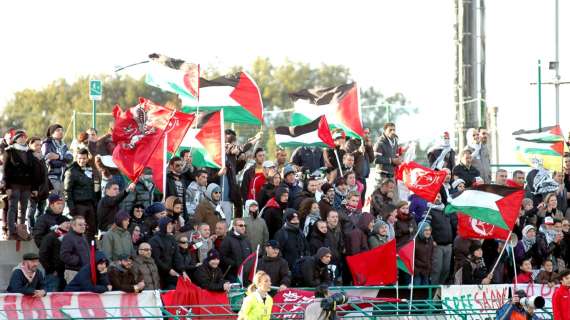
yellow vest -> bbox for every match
[238,291,273,320]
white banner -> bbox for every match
[441,284,555,319]
[0,290,163,319]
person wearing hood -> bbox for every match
[345,212,373,256]
[108,254,145,293]
[192,249,230,292]
[275,210,309,268]
[459,242,492,285]
[97,181,134,233]
[262,186,289,239]
[243,200,269,251]
[300,198,321,237]
[143,202,167,238]
[220,218,252,282]
[394,201,417,248]
[452,149,482,188]
[427,193,456,285]
[123,167,158,214]
[39,220,70,292]
[132,242,161,290]
[195,183,225,233]
[515,225,546,269]
[427,131,456,171]
[165,195,185,226]
[65,251,111,293]
[369,219,389,249]
[256,240,290,290]
[148,217,182,289]
[297,247,333,288]
[7,253,45,296]
[33,194,68,247]
[42,124,73,197]
[185,169,208,217]
[257,172,281,210]
[414,222,434,285]
[129,204,150,242]
[308,220,332,255]
[101,210,135,262]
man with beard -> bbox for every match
[262,186,289,239]
[243,200,269,251]
[220,218,252,282]
[185,170,208,217]
[165,157,189,214]
[256,240,290,290]
[7,253,46,296]
[318,183,335,219]
[180,150,197,182]
[195,183,225,232]
[275,210,309,268]
[374,123,401,180]
[132,242,161,290]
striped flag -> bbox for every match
[178,111,225,169]
[513,125,567,171]
[237,246,259,285]
[289,83,364,138]
[275,115,335,148]
[396,241,414,275]
[145,53,200,100]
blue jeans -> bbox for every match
[27,198,46,231]
[7,185,31,235]
[45,273,63,292]
[413,274,431,285]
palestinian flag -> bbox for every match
[513,125,567,171]
[181,72,263,125]
[396,240,414,275]
[444,184,525,230]
[145,53,199,100]
[178,111,225,169]
[275,115,335,148]
[290,83,364,138]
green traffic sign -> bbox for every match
[89,80,102,100]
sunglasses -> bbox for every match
[139,248,151,251]
[179,241,189,244]
[236,224,245,227]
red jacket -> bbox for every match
[514,272,533,284]
[553,285,570,320]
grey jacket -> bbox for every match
[374,134,399,177]
[100,226,135,262]
[185,181,207,216]
[243,215,269,251]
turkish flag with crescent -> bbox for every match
[396,161,447,202]
[457,213,511,240]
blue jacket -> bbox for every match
[41,137,73,179]
[6,265,45,295]
[65,252,109,293]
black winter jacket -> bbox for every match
[96,190,129,231]
[275,224,309,268]
[428,208,456,246]
[257,255,291,287]
[64,163,96,210]
[192,263,226,291]
[219,232,252,277]
[299,256,331,287]
[7,266,45,295]
[33,208,68,248]
[60,230,90,271]
[3,147,40,190]
[39,230,66,275]
[148,231,180,289]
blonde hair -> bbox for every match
[247,271,271,294]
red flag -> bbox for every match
[89,241,96,285]
[111,98,174,183]
[457,213,511,240]
[397,240,415,275]
[237,250,258,285]
[346,239,397,285]
[161,277,232,319]
[396,161,446,202]
[144,111,195,192]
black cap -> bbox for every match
[23,253,39,261]
[265,240,280,248]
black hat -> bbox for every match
[23,253,39,261]
[265,240,280,248]
[205,249,221,262]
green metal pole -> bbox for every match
[92,100,97,132]
[72,110,77,139]
[538,59,542,131]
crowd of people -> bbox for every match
[3,121,570,302]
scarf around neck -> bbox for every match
[17,263,36,283]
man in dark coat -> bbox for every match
[426,194,457,285]
[297,247,333,287]
[452,149,482,188]
[274,210,309,268]
[165,157,189,214]
[108,254,145,293]
[39,220,70,292]
[374,123,400,180]
[65,251,111,293]
[219,218,252,282]
[262,186,289,239]
[42,124,73,197]
[148,217,181,289]
[27,136,50,231]
[132,242,161,290]
[60,216,90,284]
[33,194,68,248]
[256,240,290,290]
[7,253,46,296]
[192,249,230,292]
[97,182,133,232]
[291,146,324,174]
[318,183,335,219]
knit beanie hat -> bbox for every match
[205,249,221,262]
[145,202,166,217]
[46,124,63,138]
[316,247,332,260]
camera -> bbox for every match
[320,292,348,311]
[519,296,545,309]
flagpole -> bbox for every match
[334,149,344,177]
[252,245,260,277]
[408,206,433,316]
[511,245,518,289]
[488,231,513,279]
[163,132,168,200]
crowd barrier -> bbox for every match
[0,284,555,319]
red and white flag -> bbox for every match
[457,213,511,240]
[396,161,446,202]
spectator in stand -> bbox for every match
[440,168,452,204]
[384,204,398,241]
[325,210,344,265]
[94,127,115,156]
[513,170,526,188]
[275,210,309,268]
[42,124,73,197]
[553,171,569,216]
[243,200,268,251]
[427,193,456,285]
[537,217,564,269]
[175,234,195,277]
[188,223,214,264]
[291,146,324,174]
[165,156,189,213]
[257,240,290,290]
[536,259,559,287]
[85,128,98,156]
[220,218,252,281]
[291,176,319,210]
[185,169,208,217]
[409,193,428,223]
[450,179,466,198]
[282,165,303,209]
[39,220,70,292]
[60,216,90,283]
[369,220,389,249]
[257,172,281,210]
[65,251,111,293]
[108,254,145,293]
[469,128,492,183]
[332,177,348,210]
[7,253,45,296]
[299,198,320,237]
[338,191,362,234]
[129,204,149,242]
[97,182,134,233]
[515,258,534,284]
[94,155,125,195]
[275,147,288,175]
[427,131,456,171]
[460,242,492,285]
[308,220,331,255]
[240,148,266,203]
[123,167,158,214]
[374,122,401,180]
[453,236,481,273]
[149,217,181,289]
[414,222,434,285]
[64,148,97,240]
[340,153,355,176]
[213,220,228,251]
[552,270,570,320]
[297,247,333,288]
[143,202,166,238]
[33,194,67,247]
[164,196,184,227]
[262,186,289,239]
[26,136,50,232]
[4,129,40,240]
[318,183,335,219]
[515,225,544,269]
[494,169,508,186]
[101,210,135,262]
[180,149,197,182]
[192,249,230,292]
[195,183,225,233]
[132,242,161,290]
[539,193,564,220]
[370,179,396,218]
[394,201,417,248]
[452,149,481,188]
[345,212,373,256]
[345,171,364,209]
